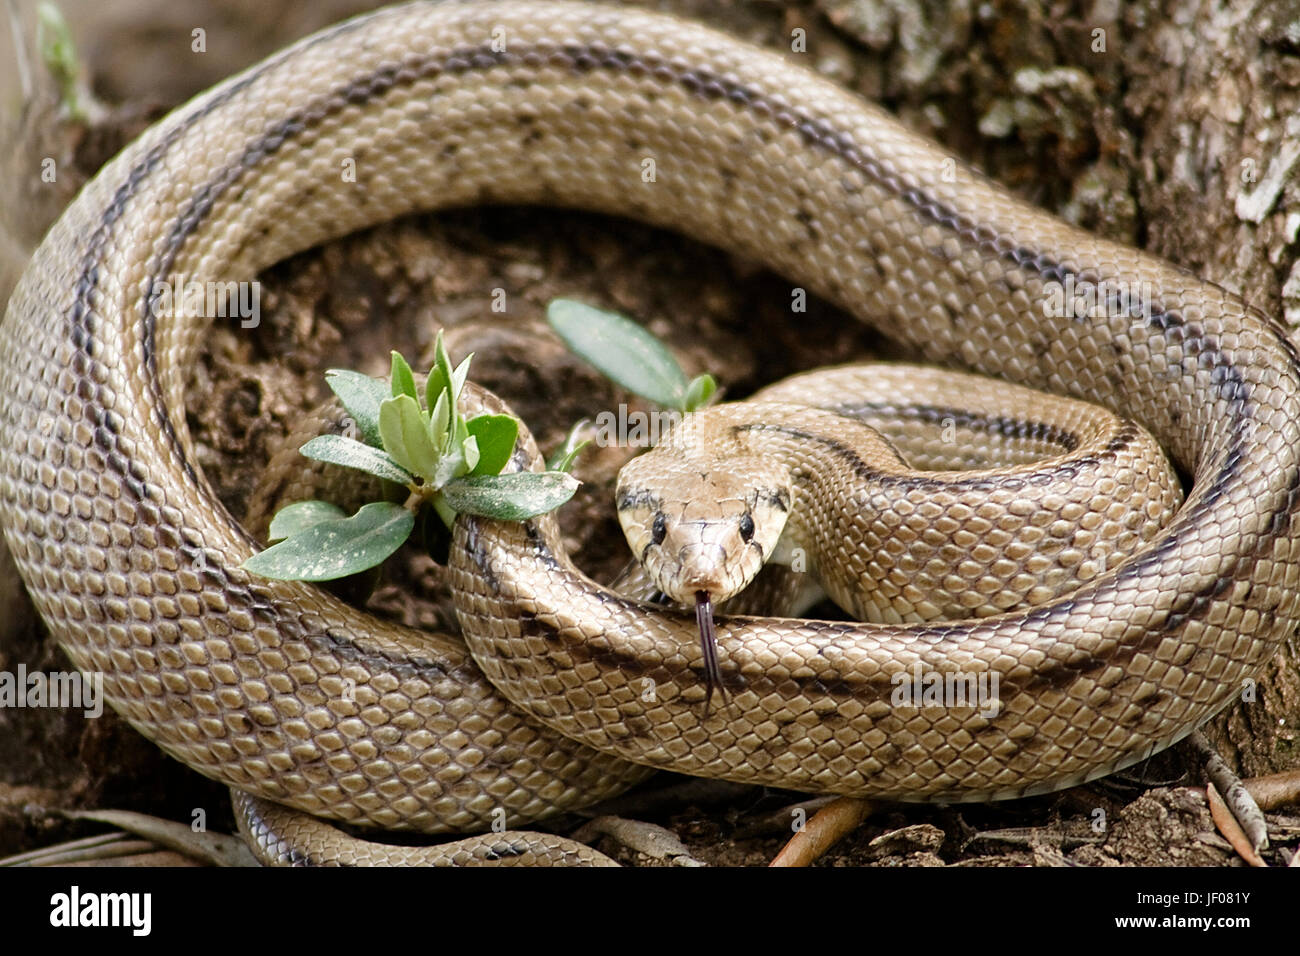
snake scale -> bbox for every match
[3,0,1300,865]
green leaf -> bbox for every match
[462,434,480,474]
[682,373,718,412]
[428,389,450,452]
[425,332,453,412]
[441,471,580,521]
[390,351,418,402]
[379,394,440,478]
[300,434,414,485]
[547,299,691,409]
[549,442,590,473]
[466,414,519,476]
[547,419,591,473]
[241,501,415,581]
[267,500,347,542]
[325,369,388,447]
[450,354,473,404]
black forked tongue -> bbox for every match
[695,590,728,713]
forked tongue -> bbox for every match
[695,590,728,713]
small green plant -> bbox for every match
[242,333,579,582]
[547,299,717,413]
[35,2,101,123]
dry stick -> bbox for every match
[25,840,162,866]
[733,796,838,839]
[1189,731,1269,854]
[61,809,258,867]
[1241,767,1300,868]
[0,830,132,867]
[968,825,1102,851]
[769,796,874,867]
[1207,784,1266,867]
[1243,768,1300,810]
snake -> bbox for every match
[613,363,1184,704]
[2,0,1299,866]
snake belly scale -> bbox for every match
[3,0,1300,860]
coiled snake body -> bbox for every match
[3,0,1300,864]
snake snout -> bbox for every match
[674,541,729,590]
[663,536,755,606]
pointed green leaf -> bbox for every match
[462,434,480,474]
[429,389,450,452]
[427,330,460,404]
[241,501,415,581]
[379,394,440,478]
[450,353,473,404]
[547,298,691,409]
[549,443,590,474]
[549,443,590,473]
[300,434,414,484]
[425,333,452,413]
[441,471,580,521]
[390,351,418,402]
[466,414,519,477]
[682,373,718,412]
[267,500,347,542]
[324,369,388,448]
[546,418,592,473]
[425,367,451,415]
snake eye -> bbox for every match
[652,512,668,545]
[739,513,755,542]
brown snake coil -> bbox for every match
[3,0,1300,865]
[616,364,1183,625]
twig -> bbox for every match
[1190,731,1269,855]
[769,796,874,867]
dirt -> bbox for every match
[1,0,1297,867]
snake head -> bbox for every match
[615,452,791,608]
